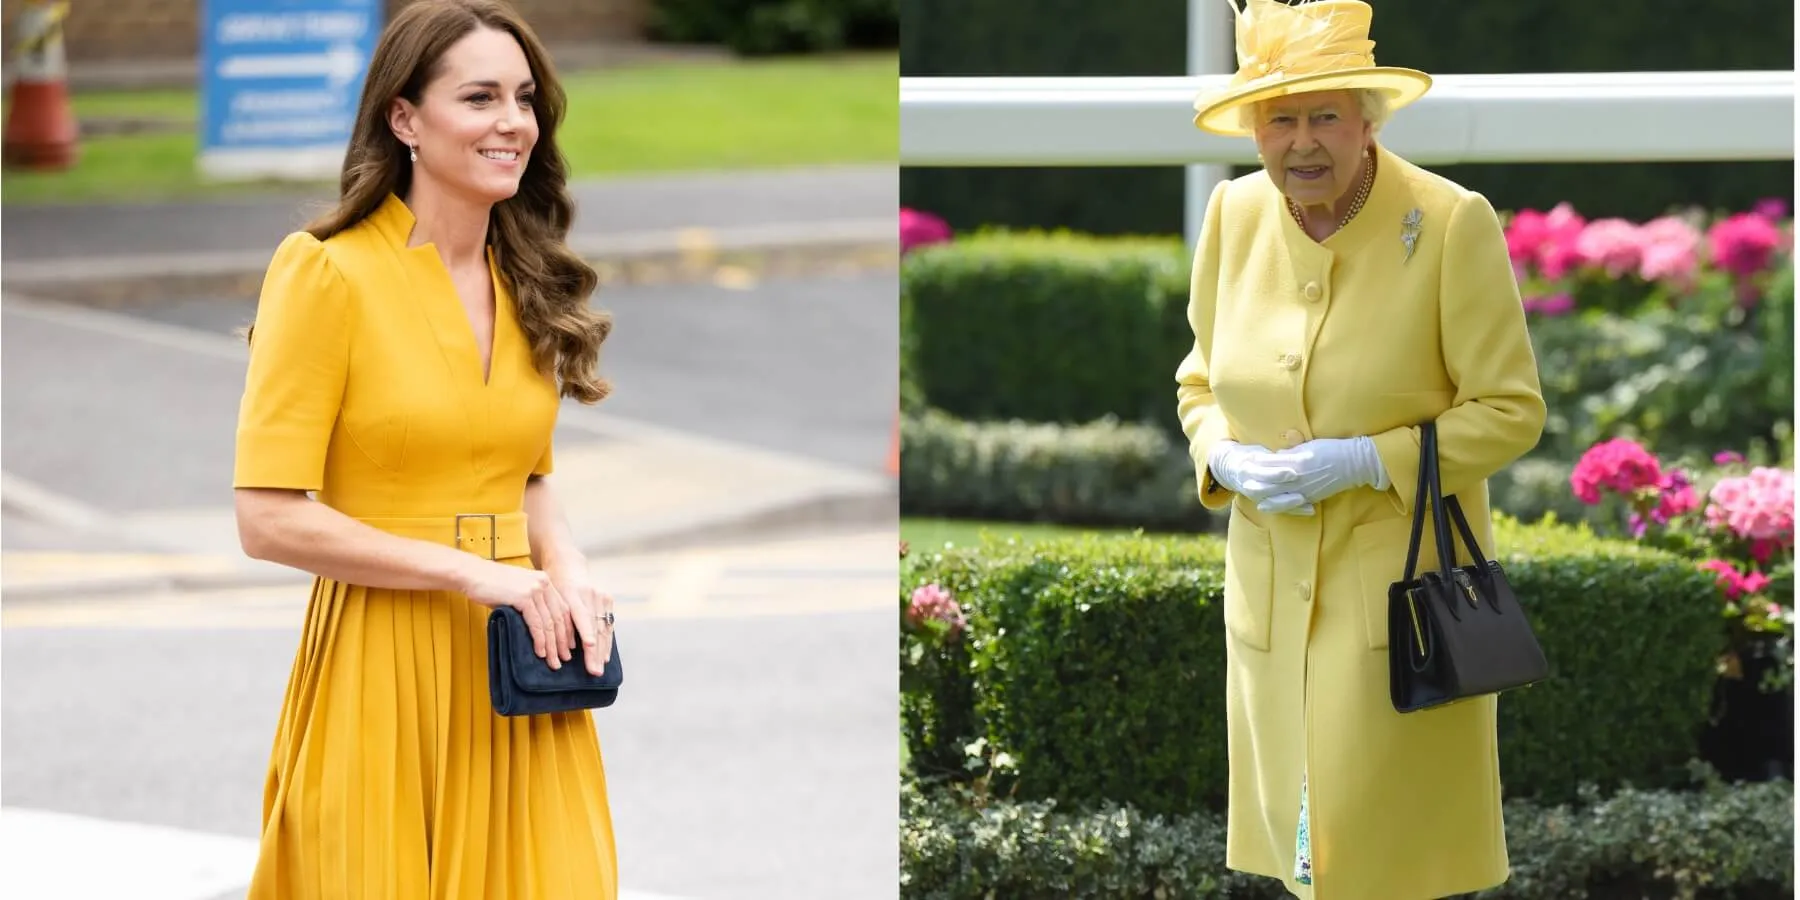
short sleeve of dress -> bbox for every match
[531,438,554,476]
[232,231,351,491]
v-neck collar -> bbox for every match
[369,192,509,389]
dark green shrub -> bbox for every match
[1528,287,1794,465]
[899,232,1189,429]
[899,775,1796,899]
[899,518,1727,814]
[649,0,897,55]
[898,408,1216,531]
[898,407,1594,532]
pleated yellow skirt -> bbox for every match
[247,573,618,899]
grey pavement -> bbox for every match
[2,165,897,263]
[2,554,899,900]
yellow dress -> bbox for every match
[233,193,618,899]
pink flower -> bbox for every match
[900,208,953,255]
[1506,204,1586,279]
[1750,538,1781,564]
[1705,466,1796,543]
[1752,198,1790,222]
[1653,469,1699,523]
[1707,212,1783,279]
[1714,450,1745,466]
[1700,559,1759,599]
[1522,293,1574,317]
[907,582,966,636]
[1741,571,1772,595]
[1576,218,1644,279]
[1570,438,1664,505]
[1636,216,1701,287]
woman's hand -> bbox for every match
[1257,436,1390,512]
[1209,440,1304,505]
[543,561,616,677]
[458,561,574,668]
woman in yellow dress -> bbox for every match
[232,2,619,896]
[1177,1,1545,898]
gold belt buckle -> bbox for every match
[455,513,498,561]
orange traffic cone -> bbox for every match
[3,0,79,171]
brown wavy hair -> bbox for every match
[284,0,611,403]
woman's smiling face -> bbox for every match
[390,25,540,205]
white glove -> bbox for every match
[1255,436,1390,514]
[1206,440,1303,504]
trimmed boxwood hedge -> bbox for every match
[900,517,1728,814]
[899,406,1606,532]
[900,775,1795,899]
[898,408,1218,532]
[899,232,1189,429]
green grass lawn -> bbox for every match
[1,52,896,205]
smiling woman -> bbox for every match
[229,2,624,898]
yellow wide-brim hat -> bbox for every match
[1193,0,1433,137]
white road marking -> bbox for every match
[0,807,697,899]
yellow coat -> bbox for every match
[1175,144,1546,900]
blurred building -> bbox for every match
[0,0,649,64]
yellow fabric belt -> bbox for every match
[356,512,532,561]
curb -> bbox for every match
[4,217,898,306]
[0,482,898,603]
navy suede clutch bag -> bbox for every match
[486,606,624,716]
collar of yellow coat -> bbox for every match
[1270,141,1413,255]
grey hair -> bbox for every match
[1238,87,1392,134]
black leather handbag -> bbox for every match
[487,606,624,717]
[1388,421,1549,713]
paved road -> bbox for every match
[1,166,896,262]
[1,272,897,547]
[2,529,899,900]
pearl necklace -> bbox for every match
[1287,150,1375,235]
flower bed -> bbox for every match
[1568,436,1797,781]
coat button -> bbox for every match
[1297,581,1312,602]
[1278,352,1302,370]
[1303,281,1322,302]
[1281,428,1304,446]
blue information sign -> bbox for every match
[198,0,381,179]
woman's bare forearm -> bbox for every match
[235,489,481,592]
[522,474,584,572]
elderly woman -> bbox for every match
[1174,1,1546,898]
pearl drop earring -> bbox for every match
[409,144,418,163]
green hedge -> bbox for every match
[900,518,1727,814]
[648,0,897,55]
[900,776,1795,899]
[898,407,1622,533]
[898,408,1218,532]
[898,233,1796,466]
[899,232,1188,426]
[899,0,1793,235]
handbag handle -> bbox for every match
[1398,420,1496,583]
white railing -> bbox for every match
[898,71,1797,167]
